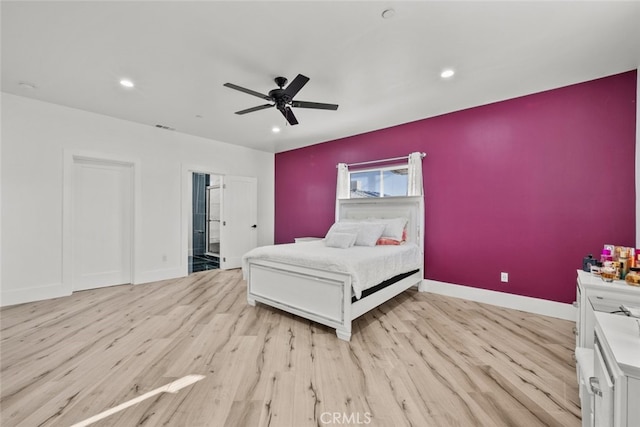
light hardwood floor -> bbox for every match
[0,269,581,427]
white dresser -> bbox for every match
[574,270,640,427]
[592,312,640,427]
[575,270,640,350]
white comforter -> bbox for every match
[242,240,422,299]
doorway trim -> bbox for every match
[62,150,141,293]
[181,164,222,277]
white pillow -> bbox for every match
[378,217,408,241]
[341,217,407,241]
[354,222,386,247]
[325,232,357,249]
[325,222,359,240]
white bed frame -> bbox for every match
[246,196,424,341]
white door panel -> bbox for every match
[220,176,257,269]
[73,159,132,290]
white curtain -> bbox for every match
[335,163,349,221]
[407,152,424,196]
[336,163,349,199]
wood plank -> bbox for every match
[0,270,580,426]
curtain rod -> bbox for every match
[338,152,426,168]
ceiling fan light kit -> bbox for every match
[223,74,339,126]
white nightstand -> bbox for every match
[294,237,323,243]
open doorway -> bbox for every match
[184,168,258,274]
[189,173,220,273]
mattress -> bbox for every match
[242,240,422,299]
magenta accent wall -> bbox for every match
[275,71,637,304]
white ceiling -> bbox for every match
[2,1,639,153]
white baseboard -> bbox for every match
[1,283,70,307]
[1,267,186,307]
[133,267,185,285]
[419,279,576,321]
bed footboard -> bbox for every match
[246,260,423,341]
[247,259,354,340]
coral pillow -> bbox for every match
[378,217,408,241]
[376,229,407,245]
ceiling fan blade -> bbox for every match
[235,104,274,115]
[291,100,339,111]
[282,74,309,99]
[280,106,299,125]
[223,83,271,100]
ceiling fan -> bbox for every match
[223,74,338,126]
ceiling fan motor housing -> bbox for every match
[269,88,290,103]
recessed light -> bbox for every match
[440,69,455,79]
[381,8,395,19]
[119,79,134,88]
[272,126,281,133]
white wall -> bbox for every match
[1,93,275,306]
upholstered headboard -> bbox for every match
[337,196,424,250]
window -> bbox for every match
[349,165,408,198]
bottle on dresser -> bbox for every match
[619,248,630,279]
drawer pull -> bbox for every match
[589,377,602,397]
[572,326,578,336]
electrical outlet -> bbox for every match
[501,272,509,283]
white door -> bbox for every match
[72,159,132,290]
[219,175,258,269]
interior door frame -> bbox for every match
[62,150,141,293]
[181,164,222,276]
